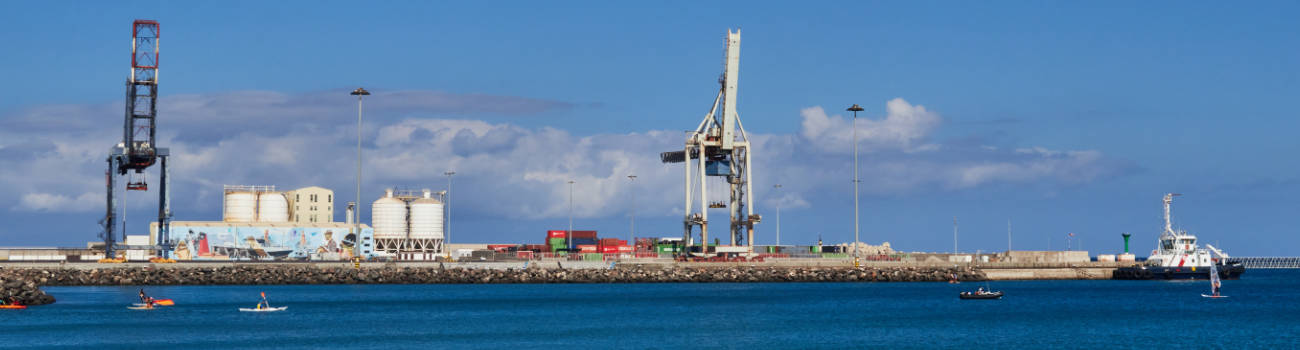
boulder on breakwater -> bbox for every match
[0,265,984,289]
[0,274,55,306]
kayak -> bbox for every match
[133,299,174,307]
[0,305,27,309]
[238,306,287,312]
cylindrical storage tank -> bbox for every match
[409,189,444,240]
[223,191,257,222]
[256,192,290,222]
[372,189,409,239]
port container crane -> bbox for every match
[101,20,172,260]
[660,29,760,256]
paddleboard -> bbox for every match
[127,306,156,310]
[1201,294,1229,298]
[238,306,287,312]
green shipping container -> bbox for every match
[583,253,604,261]
[548,237,566,245]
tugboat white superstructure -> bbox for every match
[1115,193,1244,280]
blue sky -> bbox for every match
[1,1,1297,255]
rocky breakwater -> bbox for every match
[0,265,984,287]
[0,273,55,306]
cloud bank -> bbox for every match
[0,91,1126,226]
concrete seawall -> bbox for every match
[982,268,1114,280]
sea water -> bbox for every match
[2,270,1298,349]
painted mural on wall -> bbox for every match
[168,225,372,261]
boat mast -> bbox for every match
[1162,193,1181,238]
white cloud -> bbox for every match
[800,98,942,154]
[17,192,101,212]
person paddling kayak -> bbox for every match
[138,289,156,308]
[255,292,269,310]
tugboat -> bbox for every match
[1114,194,1245,280]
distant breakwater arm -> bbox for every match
[0,265,985,288]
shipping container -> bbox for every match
[616,245,633,252]
[572,238,598,246]
[547,230,567,238]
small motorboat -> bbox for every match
[959,290,1004,300]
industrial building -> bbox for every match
[286,186,334,223]
[372,188,446,261]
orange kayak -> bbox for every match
[0,305,27,309]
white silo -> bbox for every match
[257,192,290,222]
[371,189,409,252]
[223,191,257,222]
[408,189,444,253]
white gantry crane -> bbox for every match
[661,29,760,257]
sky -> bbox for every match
[0,1,1297,255]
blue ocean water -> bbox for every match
[2,270,1298,349]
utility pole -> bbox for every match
[847,104,864,267]
[628,175,636,245]
[773,184,782,247]
[1007,219,1012,253]
[350,87,370,256]
[444,171,455,259]
[568,180,575,251]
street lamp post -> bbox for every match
[444,171,455,259]
[773,184,782,247]
[628,175,636,246]
[847,104,864,266]
[350,87,370,256]
[568,180,575,251]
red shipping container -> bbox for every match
[578,245,597,252]
[599,246,618,253]
[570,230,598,239]
[547,230,567,238]
[616,245,633,252]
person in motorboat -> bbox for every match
[976,287,986,295]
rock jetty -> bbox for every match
[0,265,984,305]
[0,274,55,306]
